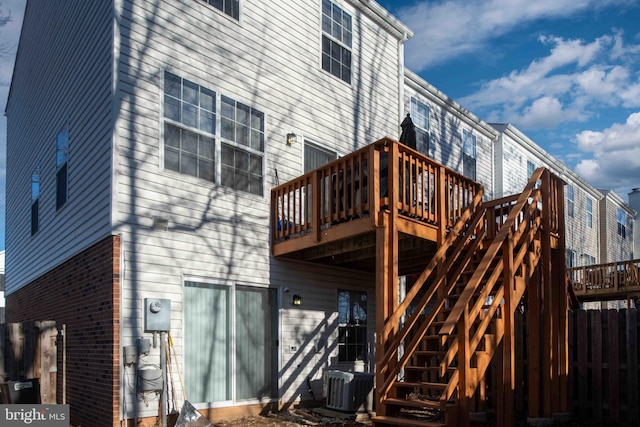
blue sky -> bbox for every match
[378,0,640,199]
[1,0,640,251]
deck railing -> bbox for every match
[271,138,483,245]
[569,259,640,294]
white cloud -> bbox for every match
[574,112,640,194]
[396,0,630,71]
[456,33,640,130]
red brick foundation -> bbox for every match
[6,235,121,427]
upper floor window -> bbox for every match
[321,0,352,84]
[462,130,476,180]
[586,197,593,228]
[566,184,574,218]
[31,166,40,236]
[337,289,367,362]
[304,141,337,173]
[56,126,69,210]
[617,207,626,238]
[200,0,239,20]
[164,71,265,196]
[527,160,535,178]
[411,98,431,156]
[566,249,576,268]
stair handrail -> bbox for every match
[438,167,547,337]
[377,199,488,398]
[437,169,548,404]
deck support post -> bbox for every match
[375,144,399,417]
[498,232,516,427]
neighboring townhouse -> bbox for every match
[629,188,640,259]
[598,190,635,263]
[403,70,497,200]
[491,123,601,268]
[5,1,412,426]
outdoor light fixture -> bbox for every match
[286,132,297,145]
[152,216,170,231]
[292,294,303,306]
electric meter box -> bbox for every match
[144,298,171,332]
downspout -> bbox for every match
[398,32,408,125]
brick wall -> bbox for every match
[6,235,121,427]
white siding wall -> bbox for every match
[5,0,114,293]
[115,0,405,414]
[599,193,634,263]
[403,74,496,199]
[494,125,600,265]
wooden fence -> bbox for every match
[569,309,639,425]
[0,321,57,404]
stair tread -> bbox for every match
[384,397,442,409]
[393,380,447,389]
[371,415,446,427]
[405,365,456,372]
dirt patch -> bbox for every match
[212,409,372,427]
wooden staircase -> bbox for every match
[372,168,567,427]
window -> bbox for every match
[566,184,574,218]
[586,197,593,228]
[462,130,476,180]
[583,254,596,266]
[199,0,239,20]
[56,126,69,210]
[566,249,576,268]
[184,281,277,403]
[31,166,40,235]
[617,207,626,238]
[337,289,367,362]
[220,96,265,195]
[527,160,535,178]
[321,0,352,83]
[411,98,431,156]
[164,72,265,196]
[304,141,337,173]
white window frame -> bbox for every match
[617,207,626,238]
[31,165,40,236]
[163,71,266,197]
[55,125,69,211]
[586,197,593,228]
[410,97,431,156]
[566,184,574,218]
[462,129,477,180]
[182,278,279,407]
[337,288,368,363]
[321,0,352,84]
[199,0,240,20]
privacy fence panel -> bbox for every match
[0,321,57,404]
[569,309,639,425]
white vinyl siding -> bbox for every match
[493,125,600,266]
[113,0,403,416]
[403,78,496,199]
[5,0,113,293]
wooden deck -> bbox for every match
[569,259,640,302]
[271,139,569,427]
[272,138,481,275]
